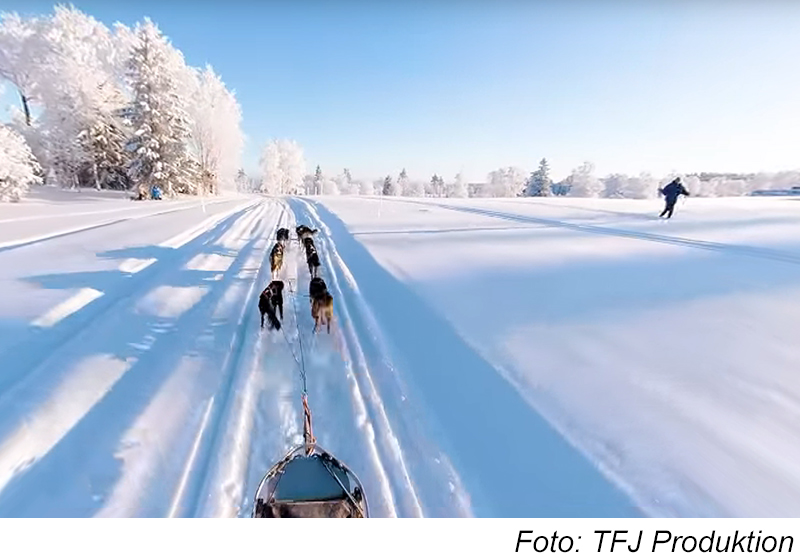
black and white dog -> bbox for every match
[259,280,284,330]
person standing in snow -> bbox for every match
[659,177,690,219]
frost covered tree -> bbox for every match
[235,169,250,192]
[312,165,323,195]
[359,179,376,195]
[124,18,197,198]
[602,172,658,199]
[0,7,243,197]
[14,6,133,191]
[0,12,49,127]
[335,168,356,195]
[564,162,603,197]
[432,174,446,197]
[259,139,306,195]
[382,175,397,196]
[446,172,468,198]
[187,65,244,194]
[487,167,527,197]
[322,176,339,195]
[397,168,410,196]
[0,124,42,201]
[524,158,552,196]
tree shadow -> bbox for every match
[0,208,251,399]
[0,218,266,517]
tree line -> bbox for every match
[0,5,244,202]
[249,142,800,199]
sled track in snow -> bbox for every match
[189,201,293,518]
[290,198,477,517]
[298,200,419,517]
[394,199,800,266]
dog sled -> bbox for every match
[252,395,369,518]
[254,224,367,517]
[251,445,369,518]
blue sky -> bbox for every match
[2,1,800,182]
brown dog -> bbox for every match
[311,291,334,334]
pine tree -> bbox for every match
[524,158,552,196]
[314,165,323,195]
[447,172,468,198]
[383,175,394,196]
[124,19,196,198]
[398,168,410,196]
[429,174,445,197]
[235,169,249,192]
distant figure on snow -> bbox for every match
[659,178,689,219]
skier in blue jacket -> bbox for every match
[659,178,690,219]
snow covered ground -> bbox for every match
[310,194,800,517]
[1,188,798,517]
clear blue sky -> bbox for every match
[2,0,800,182]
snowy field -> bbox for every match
[0,188,799,517]
[308,194,800,517]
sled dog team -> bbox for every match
[258,224,334,334]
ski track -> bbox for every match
[191,201,294,518]
[0,200,258,402]
[299,198,474,518]
[393,198,800,266]
[94,202,274,517]
[0,198,237,253]
[0,200,272,515]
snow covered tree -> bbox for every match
[187,65,244,194]
[322,176,339,195]
[446,172,468,198]
[423,174,443,197]
[313,165,323,195]
[397,168,410,196]
[382,175,397,196]
[524,158,552,196]
[0,124,42,201]
[406,180,424,197]
[487,167,527,197]
[124,18,197,198]
[28,6,133,190]
[335,168,356,195]
[564,161,603,198]
[0,12,49,127]
[360,179,376,195]
[259,139,306,195]
[235,169,249,192]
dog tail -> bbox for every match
[265,306,281,331]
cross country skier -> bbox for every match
[659,177,690,219]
